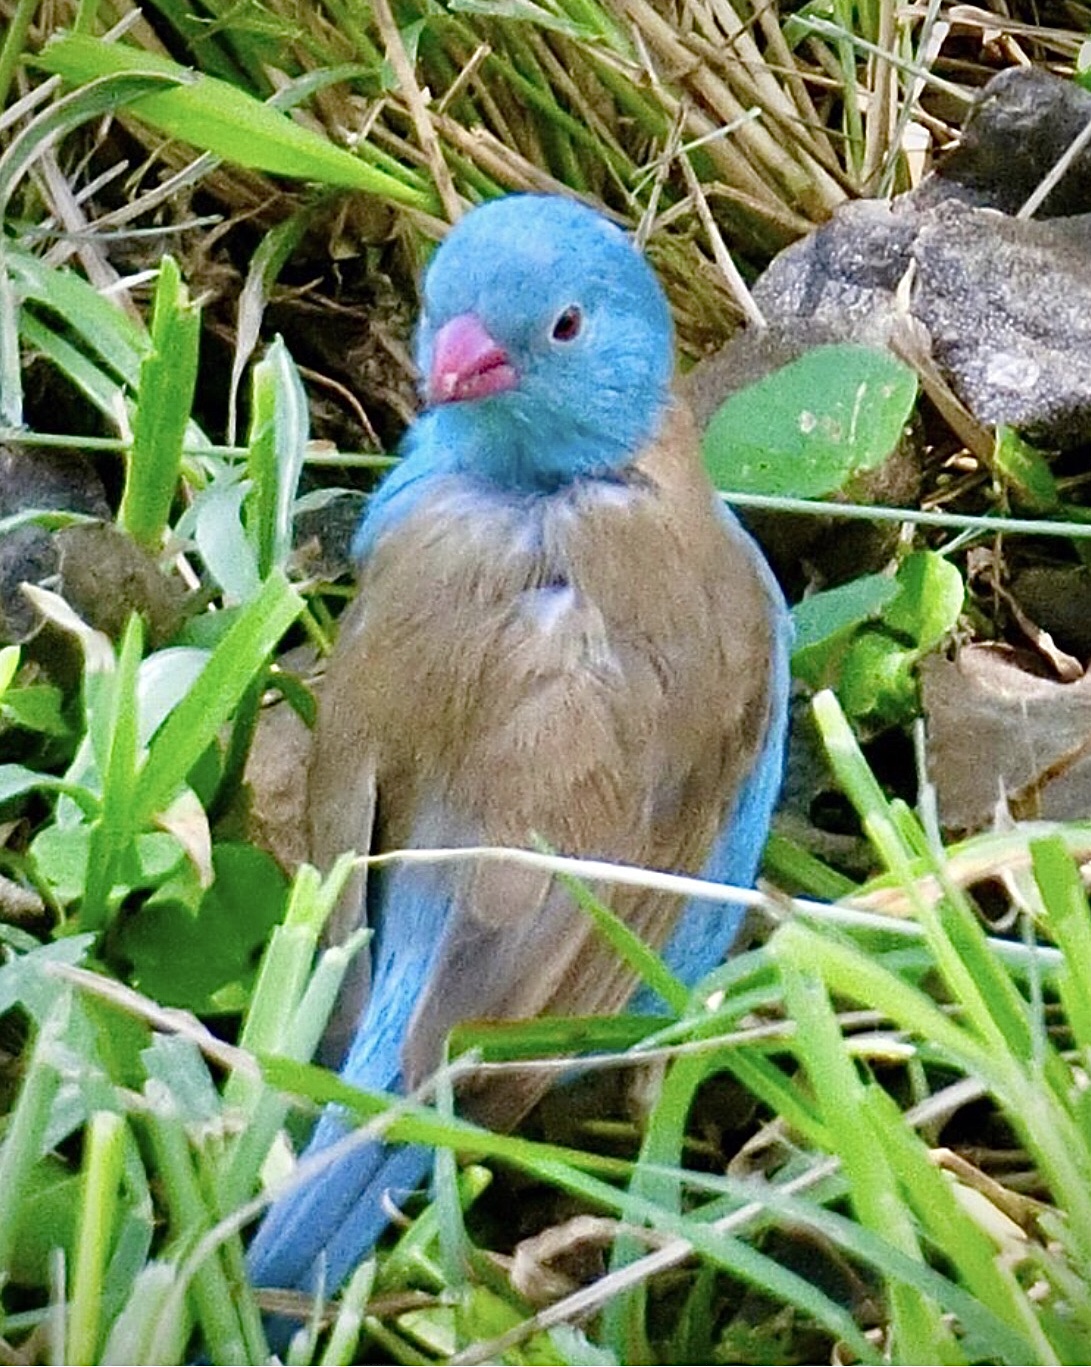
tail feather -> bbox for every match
[248,1135,433,1295]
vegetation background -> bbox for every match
[0,0,1090,1361]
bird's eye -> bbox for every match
[551,305,583,343]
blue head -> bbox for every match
[411,195,675,491]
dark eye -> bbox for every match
[551,305,583,342]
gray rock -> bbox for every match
[916,66,1091,218]
[704,67,1091,451]
[913,205,1091,444]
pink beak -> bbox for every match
[426,313,518,406]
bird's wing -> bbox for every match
[344,404,786,1128]
[647,503,793,994]
[307,596,379,1069]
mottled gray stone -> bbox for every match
[698,68,1091,451]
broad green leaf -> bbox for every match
[37,34,437,210]
[795,552,963,723]
[838,629,916,725]
[703,344,917,498]
[0,762,96,812]
[117,843,288,1013]
[6,1156,81,1285]
[183,475,263,602]
[2,683,70,738]
[880,550,964,652]
[791,572,898,689]
[0,934,94,1019]
[30,824,183,906]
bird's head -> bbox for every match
[413,195,675,490]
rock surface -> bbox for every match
[692,67,1091,452]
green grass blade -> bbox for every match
[552,864,689,1014]
[81,616,143,930]
[119,256,201,549]
[0,0,38,110]
[68,1110,126,1365]
[228,206,319,444]
[863,1084,1059,1361]
[259,1058,877,1360]
[37,35,438,209]
[0,248,21,428]
[17,313,129,423]
[130,570,303,826]
[100,1262,187,1365]
[0,69,184,220]
[0,1002,67,1286]
[142,1080,254,1365]
[812,691,1061,1071]
[246,337,308,578]
[604,1049,709,1361]
[777,954,964,1363]
[1030,835,1091,1057]
[9,247,149,387]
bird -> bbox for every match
[246,193,791,1311]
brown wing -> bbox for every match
[308,600,379,1067]
[310,402,779,1124]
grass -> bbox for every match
[2,0,1091,1361]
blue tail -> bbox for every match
[248,861,454,1317]
[247,1121,433,1294]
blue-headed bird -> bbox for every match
[247,193,791,1306]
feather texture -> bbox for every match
[248,195,790,1313]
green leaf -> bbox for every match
[37,34,437,210]
[192,477,263,601]
[791,573,898,689]
[9,246,150,388]
[131,571,303,826]
[83,616,144,927]
[0,643,20,697]
[6,1155,81,1285]
[795,552,963,723]
[703,344,917,498]
[0,68,184,218]
[117,843,287,1012]
[449,0,598,38]
[1031,837,1091,1058]
[245,337,308,579]
[227,205,319,442]
[880,550,964,652]
[141,1035,222,1124]
[31,824,184,906]
[992,426,1059,514]
[2,683,71,738]
[119,256,201,549]
[16,312,129,422]
[448,1012,661,1060]
[0,762,96,812]
[838,629,916,726]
